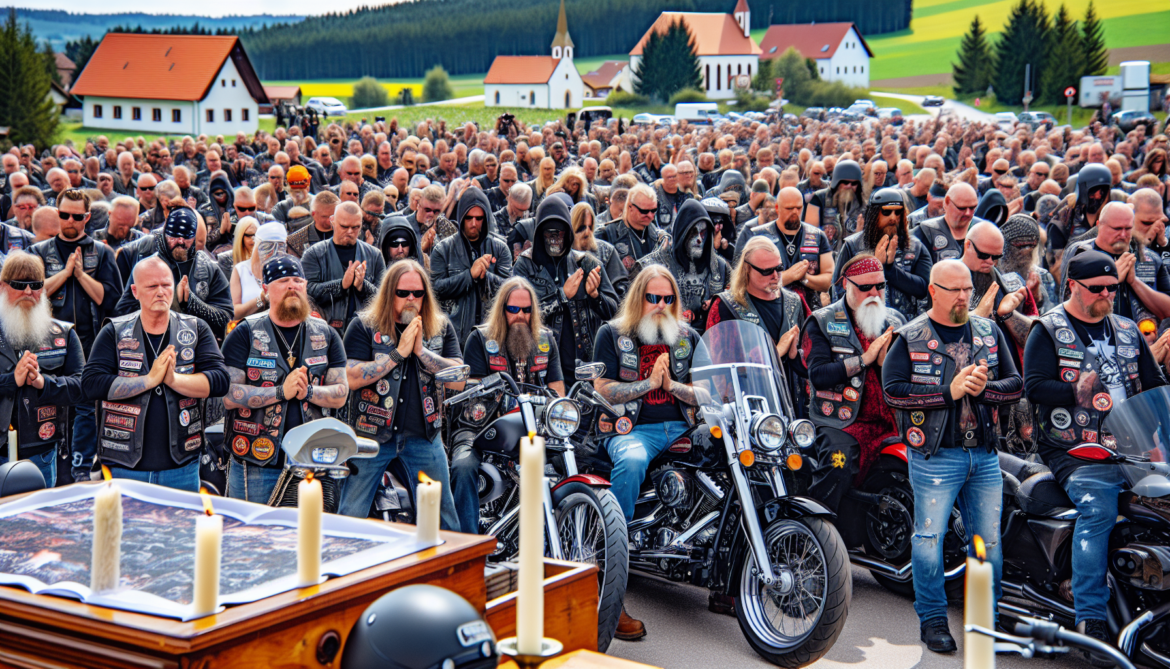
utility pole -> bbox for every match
[1022,64,1033,112]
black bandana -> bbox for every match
[263,254,305,285]
[164,208,198,239]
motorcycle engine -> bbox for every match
[654,469,692,509]
[1111,543,1170,591]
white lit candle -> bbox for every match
[8,426,18,463]
[193,488,222,617]
[965,535,995,669]
[517,433,545,655]
[91,466,121,593]
[415,471,441,546]
[298,472,323,587]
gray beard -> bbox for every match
[0,293,54,351]
[398,306,419,324]
[970,270,996,309]
[998,247,1033,277]
[637,312,680,347]
[853,297,888,339]
[505,323,536,362]
[832,189,855,212]
[575,235,598,253]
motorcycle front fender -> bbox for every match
[766,495,836,520]
[552,473,612,491]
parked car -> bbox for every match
[922,95,945,107]
[876,107,904,125]
[1111,110,1158,133]
[1017,111,1056,130]
[801,107,826,121]
[994,111,1019,129]
[632,113,674,126]
[305,97,348,117]
[851,99,877,112]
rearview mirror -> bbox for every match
[1067,443,1122,463]
[575,362,606,381]
[435,365,470,384]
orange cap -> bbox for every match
[288,165,311,186]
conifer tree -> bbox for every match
[991,0,1050,105]
[633,18,702,103]
[1039,5,1084,104]
[1080,0,1108,77]
[0,9,59,149]
[952,15,993,96]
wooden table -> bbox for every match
[501,650,661,669]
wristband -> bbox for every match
[305,385,315,402]
[275,384,286,403]
[388,348,406,365]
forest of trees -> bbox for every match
[65,0,911,82]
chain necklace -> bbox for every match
[779,229,798,259]
[274,323,303,368]
[146,326,168,395]
[630,223,648,246]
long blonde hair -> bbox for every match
[730,236,781,308]
[611,264,681,336]
[533,157,556,196]
[361,259,444,342]
[484,277,543,344]
[232,216,258,265]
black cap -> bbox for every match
[929,182,948,198]
[263,254,305,285]
[1066,250,1118,281]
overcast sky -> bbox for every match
[19,0,385,17]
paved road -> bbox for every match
[873,91,996,123]
[608,566,1083,669]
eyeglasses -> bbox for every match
[396,289,426,298]
[237,205,257,212]
[464,214,485,222]
[7,280,43,291]
[746,262,782,276]
[58,211,85,221]
[505,305,533,314]
[386,240,410,249]
[243,233,255,239]
[968,241,1003,261]
[629,202,655,216]
[993,169,1007,175]
[644,293,675,305]
[847,278,886,292]
[1075,280,1118,295]
[932,283,974,295]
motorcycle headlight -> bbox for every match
[752,414,786,452]
[789,419,816,450]
[545,398,581,438]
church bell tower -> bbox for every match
[551,0,574,61]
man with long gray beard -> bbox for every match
[571,202,628,298]
[801,255,903,512]
[0,251,85,486]
[632,199,729,333]
[998,214,1058,316]
[451,277,564,534]
[593,264,701,640]
[736,186,834,310]
[805,160,863,251]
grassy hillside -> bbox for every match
[5,8,301,50]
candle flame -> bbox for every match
[305,470,314,483]
[527,431,536,441]
[200,487,215,516]
[973,535,986,561]
[418,471,435,485]
[100,464,112,482]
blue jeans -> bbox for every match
[72,403,97,473]
[338,432,460,531]
[1063,464,1125,625]
[108,459,200,492]
[227,459,285,504]
[449,437,481,535]
[908,446,1004,625]
[606,421,689,522]
[0,449,57,487]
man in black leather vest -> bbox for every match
[737,186,835,310]
[0,251,84,486]
[82,256,229,491]
[30,188,123,483]
[882,259,1022,654]
[338,259,462,525]
[451,276,564,534]
[303,201,386,337]
[912,182,980,265]
[1024,250,1168,660]
[222,255,349,503]
[595,183,666,278]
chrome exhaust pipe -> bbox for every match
[850,553,912,579]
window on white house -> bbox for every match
[173,109,182,123]
[93,104,103,118]
[132,107,142,121]
[232,79,237,87]
[221,79,226,87]
[242,109,249,121]
[113,106,122,119]
[224,109,233,122]
[206,109,214,123]
[152,108,161,122]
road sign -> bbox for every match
[974,97,981,107]
[774,77,784,95]
[1064,86,1077,98]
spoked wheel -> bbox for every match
[553,482,628,653]
[736,518,851,667]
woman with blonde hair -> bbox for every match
[229,220,286,320]
[529,156,556,208]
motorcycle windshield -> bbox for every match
[1102,386,1170,489]
[691,320,784,415]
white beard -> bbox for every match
[853,296,888,339]
[637,312,680,347]
[0,292,54,351]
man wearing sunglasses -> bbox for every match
[0,186,38,252]
[908,182,948,227]
[737,186,834,310]
[452,276,564,533]
[378,214,426,270]
[1047,164,1113,272]
[271,165,315,225]
[30,189,123,484]
[596,183,666,277]
[0,251,85,487]
[303,202,387,337]
[805,160,863,251]
[913,182,980,264]
[883,259,1022,654]
[1024,250,1168,662]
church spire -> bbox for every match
[551,0,574,60]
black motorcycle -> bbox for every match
[994,386,1170,668]
[267,417,379,513]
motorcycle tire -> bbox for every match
[736,517,851,668]
[552,482,629,654]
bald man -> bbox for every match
[882,259,1021,653]
[913,182,981,264]
[734,186,834,309]
[331,156,379,203]
[962,221,1037,351]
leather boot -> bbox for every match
[615,607,646,640]
[708,591,736,616]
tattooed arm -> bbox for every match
[1000,311,1035,353]
[309,366,349,409]
[223,366,281,410]
[346,353,398,390]
[663,377,699,405]
[594,378,653,404]
[417,347,461,375]
[107,375,156,400]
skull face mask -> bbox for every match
[544,228,566,256]
[686,223,708,260]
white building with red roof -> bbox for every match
[628,0,760,100]
[758,22,873,88]
[484,0,585,109]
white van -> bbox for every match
[674,102,722,124]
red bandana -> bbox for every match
[843,257,883,278]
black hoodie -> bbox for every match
[974,188,1008,226]
[378,214,423,266]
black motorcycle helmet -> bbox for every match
[341,585,497,669]
[830,160,863,191]
[868,187,906,207]
[1075,164,1112,215]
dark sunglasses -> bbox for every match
[57,211,85,221]
[951,204,977,213]
[243,233,255,239]
[396,289,426,298]
[993,169,1007,175]
[1075,280,1117,295]
[644,293,675,305]
[838,180,860,188]
[505,305,533,314]
[847,278,887,292]
[879,206,903,215]
[386,240,410,249]
[629,203,655,216]
[8,280,44,291]
[139,185,155,191]
[236,205,257,212]
[968,242,1003,261]
[464,215,485,222]
[746,262,782,276]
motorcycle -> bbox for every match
[583,320,851,666]
[444,365,629,653]
[968,616,1137,669]
[994,386,1170,668]
[266,417,379,513]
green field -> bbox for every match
[262,75,485,106]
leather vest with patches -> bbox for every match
[812,187,859,250]
[479,325,551,384]
[605,222,666,275]
[34,236,103,330]
[843,232,928,318]
[0,223,32,254]
[1062,240,1161,329]
[123,235,217,302]
[0,320,72,457]
[606,324,700,432]
[1033,306,1141,449]
[890,314,1004,457]
[715,289,803,333]
[346,320,446,444]
[225,315,333,467]
[523,250,603,368]
[919,216,964,262]
[809,300,906,429]
[97,312,205,468]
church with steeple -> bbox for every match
[484,0,585,109]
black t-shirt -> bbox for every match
[594,324,684,424]
[53,237,92,340]
[885,321,979,448]
[343,319,462,440]
[464,328,563,386]
[334,242,359,318]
